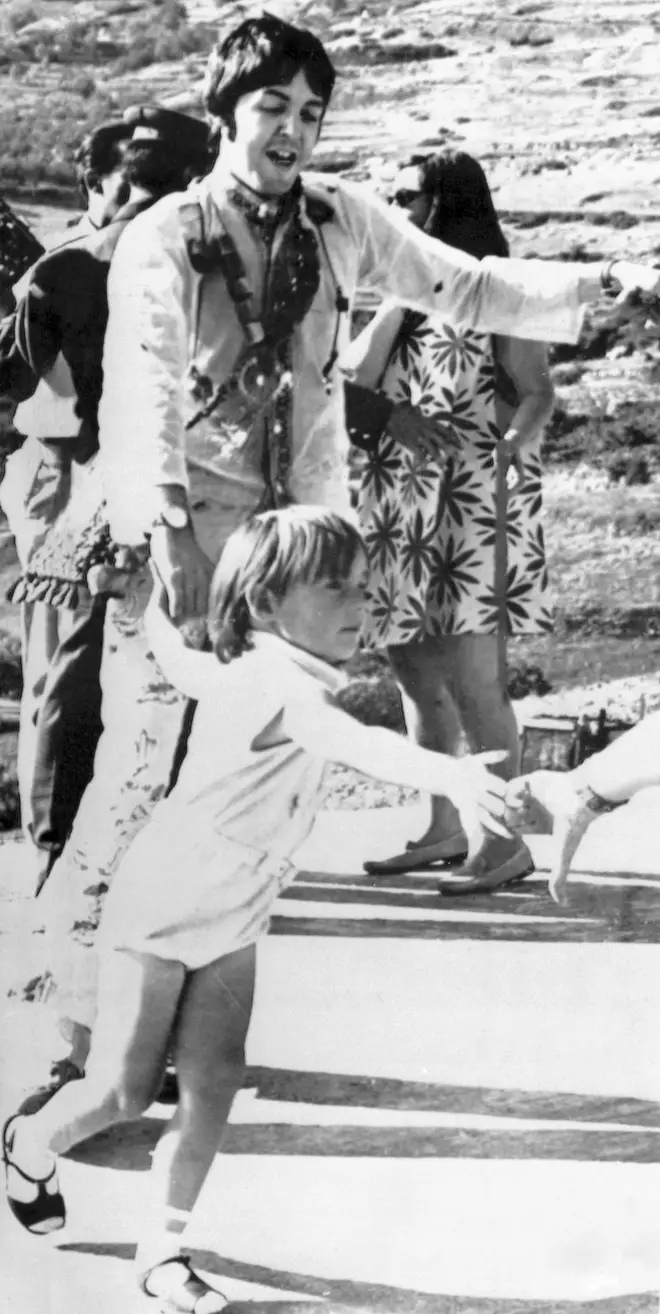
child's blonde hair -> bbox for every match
[208,505,366,662]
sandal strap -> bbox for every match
[2,1116,57,1185]
[142,1257,228,1310]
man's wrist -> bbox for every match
[149,485,192,534]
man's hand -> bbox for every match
[605,262,660,347]
[387,400,459,465]
[149,523,214,623]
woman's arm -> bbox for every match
[284,692,509,858]
[493,336,555,490]
[342,301,457,462]
[341,301,405,387]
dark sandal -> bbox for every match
[142,1256,229,1312]
[2,1115,65,1234]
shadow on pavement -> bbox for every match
[56,1242,660,1314]
[63,1068,660,1170]
[275,866,660,944]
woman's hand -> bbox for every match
[149,523,214,624]
[500,429,527,492]
[387,400,459,464]
[445,751,512,861]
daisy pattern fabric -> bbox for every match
[358,313,552,647]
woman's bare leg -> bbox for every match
[440,632,530,879]
[136,943,256,1293]
[387,636,467,849]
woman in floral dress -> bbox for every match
[351,151,556,890]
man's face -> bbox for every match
[100,164,129,217]
[226,70,325,195]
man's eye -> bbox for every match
[302,110,321,125]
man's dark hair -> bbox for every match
[73,123,132,203]
[121,137,213,197]
[204,13,336,135]
[410,149,510,260]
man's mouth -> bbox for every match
[266,147,298,170]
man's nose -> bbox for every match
[282,108,302,138]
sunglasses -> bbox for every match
[389,188,424,208]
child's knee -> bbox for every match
[105,1075,158,1121]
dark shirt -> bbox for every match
[0,199,151,460]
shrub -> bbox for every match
[4,1,40,34]
[606,452,652,486]
[69,73,97,98]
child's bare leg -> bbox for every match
[9,950,184,1191]
[136,944,256,1305]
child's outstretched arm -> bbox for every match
[145,572,216,700]
[284,693,510,860]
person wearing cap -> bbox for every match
[0,107,210,905]
[0,119,133,893]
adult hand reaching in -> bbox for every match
[602,260,660,348]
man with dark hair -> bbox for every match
[0,118,133,898]
[71,121,133,223]
[0,106,209,909]
[17,19,660,1305]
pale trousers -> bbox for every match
[38,473,260,1034]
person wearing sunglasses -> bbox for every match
[348,150,564,892]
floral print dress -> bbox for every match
[357,313,551,647]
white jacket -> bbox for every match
[99,170,591,546]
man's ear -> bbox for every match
[84,169,102,196]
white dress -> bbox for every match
[98,631,343,969]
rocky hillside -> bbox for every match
[4,1,659,448]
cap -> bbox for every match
[73,120,133,170]
[87,121,134,150]
[122,104,210,156]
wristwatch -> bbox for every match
[152,504,191,531]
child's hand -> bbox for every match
[446,752,511,860]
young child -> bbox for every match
[2,507,510,1313]
[504,711,660,904]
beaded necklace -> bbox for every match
[185,178,346,509]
